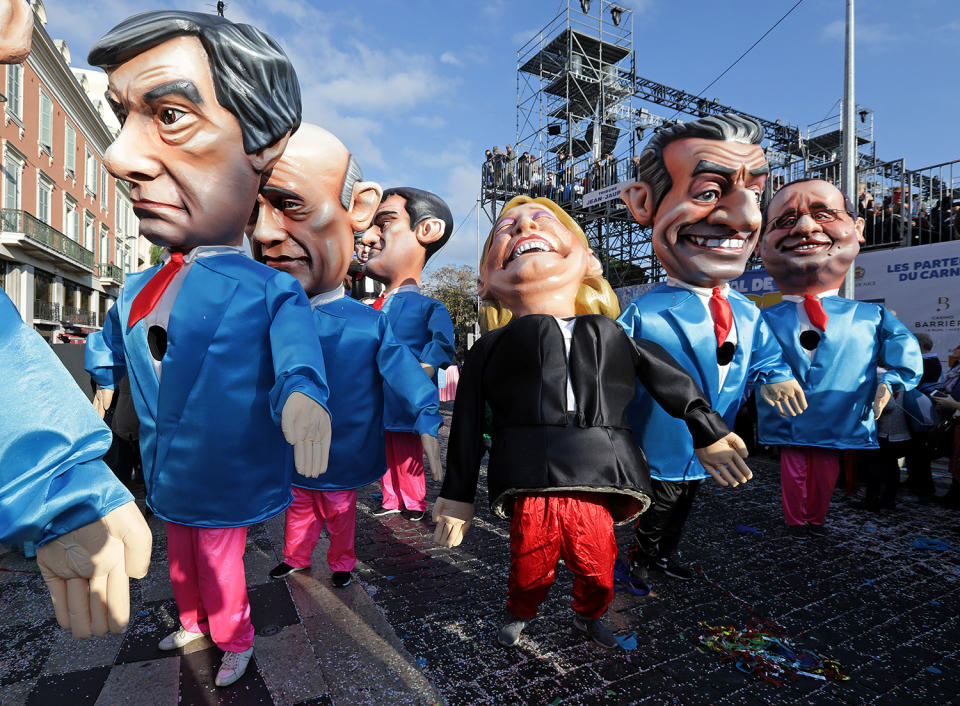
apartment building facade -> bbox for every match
[0,2,139,342]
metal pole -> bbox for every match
[840,0,856,299]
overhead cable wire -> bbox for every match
[669,0,807,121]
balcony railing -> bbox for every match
[0,209,95,269]
[97,262,124,284]
[34,299,60,321]
[63,305,97,326]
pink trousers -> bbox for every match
[380,431,425,512]
[166,522,254,652]
[780,446,841,526]
[283,486,358,572]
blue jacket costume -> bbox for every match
[619,284,793,481]
[0,291,132,545]
[299,296,442,491]
[757,297,922,449]
[379,290,455,433]
[86,254,330,528]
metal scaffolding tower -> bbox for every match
[481,0,804,289]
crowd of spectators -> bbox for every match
[482,146,637,207]
[855,183,959,247]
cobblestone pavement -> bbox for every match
[2,404,959,705]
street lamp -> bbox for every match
[579,0,590,14]
[610,6,623,26]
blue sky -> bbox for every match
[43,0,960,272]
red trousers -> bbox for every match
[780,446,841,526]
[381,431,425,512]
[166,522,254,652]
[507,493,615,620]
[283,486,358,572]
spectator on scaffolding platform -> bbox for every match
[542,171,556,200]
[482,150,493,189]
[589,158,601,191]
[505,145,516,192]
[492,146,504,189]
[630,155,641,181]
[529,155,542,195]
[604,153,618,186]
[517,152,530,191]
[857,182,874,217]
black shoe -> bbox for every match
[572,614,618,649]
[332,571,351,588]
[652,557,693,580]
[497,618,528,647]
[372,507,400,517]
[628,558,650,583]
[786,525,808,539]
[269,562,307,579]
[404,510,425,521]
[807,524,827,537]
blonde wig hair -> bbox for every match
[478,195,620,334]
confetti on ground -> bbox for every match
[615,633,638,650]
[698,620,849,685]
[734,524,763,534]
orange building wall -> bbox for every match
[2,60,117,263]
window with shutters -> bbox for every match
[39,91,53,155]
[37,173,54,224]
[5,64,23,121]
[65,123,77,176]
[85,148,97,196]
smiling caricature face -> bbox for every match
[479,200,601,317]
[630,137,768,288]
[103,36,263,249]
[760,179,864,295]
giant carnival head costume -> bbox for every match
[250,123,382,297]
[88,11,301,249]
[621,113,769,288]
[478,195,619,332]
[361,187,453,289]
[0,0,32,64]
[760,179,864,295]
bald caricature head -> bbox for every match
[760,179,864,295]
[0,0,33,64]
[251,123,382,296]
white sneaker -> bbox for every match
[215,646,254,687]
[158,626,207,651]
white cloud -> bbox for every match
[440,51,461,66]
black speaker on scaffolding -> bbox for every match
[585,123,621,156]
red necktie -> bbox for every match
[709,287,732,346]
[128,252,184,328]
[804,295,829,331]
[371,293,386,311]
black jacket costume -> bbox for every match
[441,314,731,524]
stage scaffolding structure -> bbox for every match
[479,0,959,290]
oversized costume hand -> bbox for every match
[92,387,114,419]
[421,434,443,482]
[873,383,892,419]
[37,501,151,639]
[281,391,332,478]
[694,432,752,487]
[759,379,807,417]
[432,497,473,547]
